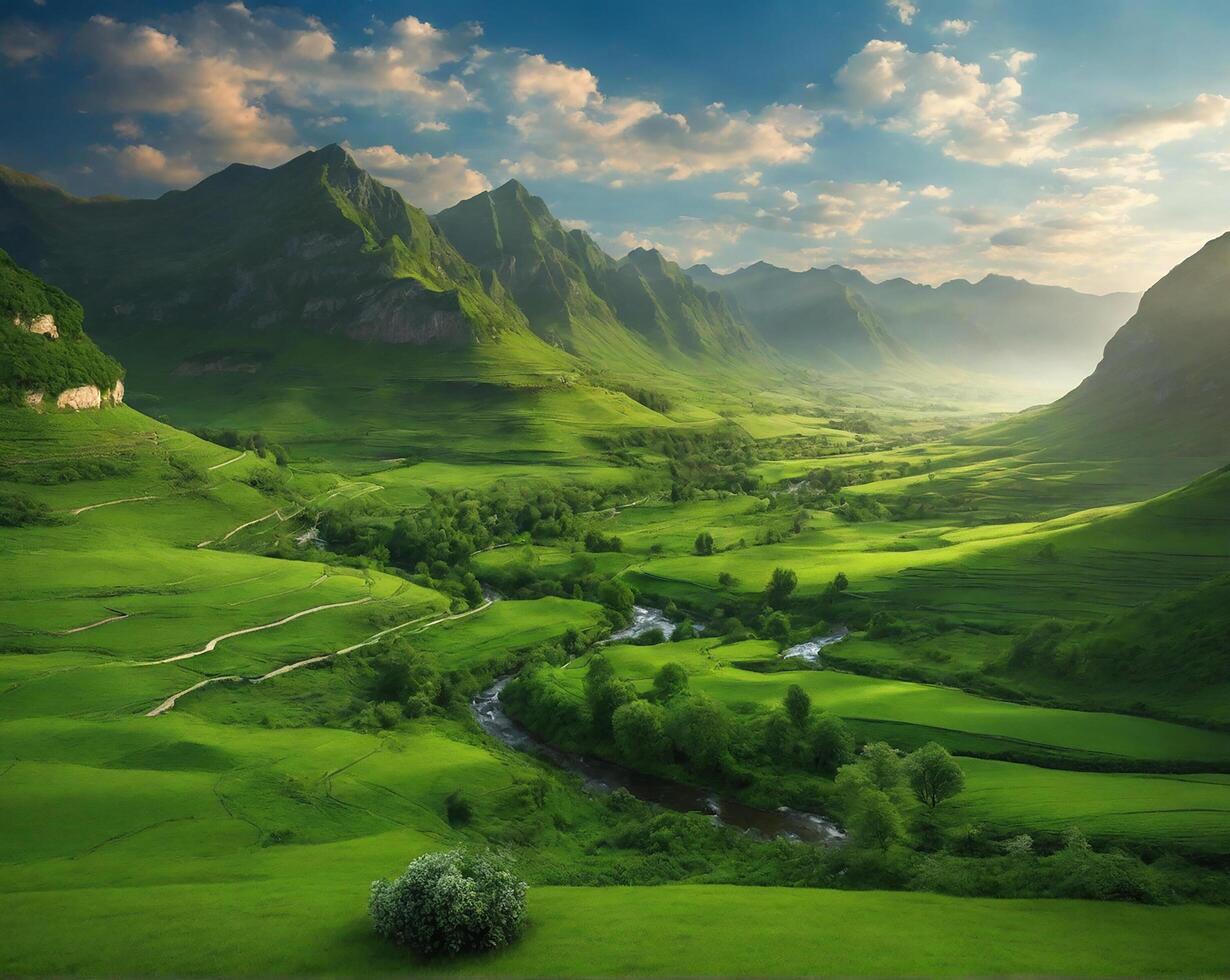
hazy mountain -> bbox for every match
[692,261,1140,385]
[437,181,757,365]
[687,261,910,371]
[990,232,1230,460]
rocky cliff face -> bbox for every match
[26,379,124,411]
[13,312,58,338]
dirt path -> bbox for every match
[132,596,373,666]
[197,506,304,549]
[69,495,158,516]
[208,451,248,471]
[57,609,128,635]
[145,600,496,716]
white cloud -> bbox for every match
[510,53,597,109]
[76,5,481,173]
[1086,93,1230,149]
[918,183,951,198]
[1198,149,1230,171]
[751,179,909,238]
[714,190,749,201]
[108,143,205,185]
[835,40,1077,166]
[934,19,972,36]
[991,49,1036,74]
[886,0,918,26]
[0,18,55,64]
[499,51,820,181]
[112,117,142,139]
[1055,151,1161,184]
[345,143,490,211]
[414,120,450,132]
[612,217,747,266]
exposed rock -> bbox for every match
[108,379,125,404]
[13,313,58,338]
[56,385,102,410]
[345,280,471,345]
[24,390,44,407]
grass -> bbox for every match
[4,881,1229,976]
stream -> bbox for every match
[782,627,850,663]
[471,676,845,845]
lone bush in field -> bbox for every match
[369,850,526,957]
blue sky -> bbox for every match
[3,0,1230,292]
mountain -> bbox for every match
[691,261,1140,385]
[0,248,123,408]
[436,181,757,366]
[985,232,1230,460]
[687,261,909,371]
[0,147,596,458]
[0,145,531,349]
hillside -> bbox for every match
[977,232,1230,461]
[688,261,910,371]
[0,249,122,406]
[437,181,758,366]
[692,261,1140,386]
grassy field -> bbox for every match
[4,878,1229,976]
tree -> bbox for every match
[653,661,689,701]
[584,655,634,736]
[613,699,668,764]
[694,531,715,556]
[862,741,905,792]
[807,712,854,776]
[717,571,737,588]
[904,742,965,809]
[763,567,798,609]
[849,788,905,850]
[761,610,791,642]
[369,849,527,956]
[665,695,730,772]
[598,579,635,619]
[784,684,811,730]
[832,571,849,592]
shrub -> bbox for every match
[369,850,527,957]
[652,662,689,701]
[613,699,668,764]
[904,742,965,809]
[0,491,55,527]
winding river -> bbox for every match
[472,676,845,845]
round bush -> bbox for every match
[369,850,527,957]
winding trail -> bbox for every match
[208,451,248,471]
[145,599,496,716]
[132,596,372,667]
[69,495,158,516]
[198,507,304,549]
[57,609,128,635]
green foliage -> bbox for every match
[0,250,123,399]
[905,742,966,809]
[652,662,689,701]
[613,700,668,765]
[784,684,811,729]
[665,695,730,773]
[763,567,798,609]
[368,849,527,957]
[693,531,715,556]
[849,789,906,850]
[0,490,56,527]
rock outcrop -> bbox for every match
[13,312,58,338]
[37,380,124,412]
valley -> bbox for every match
[2,139,1229,978]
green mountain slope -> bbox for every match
[437,181,758,366]
[0,148,607,460]
[688,261,910,371]
[979,232,1230,460]
[0,249,122,403]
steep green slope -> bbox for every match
[0,249,122,402]
[689,261,910,371]
[438,181,758,366]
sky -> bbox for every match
[2,0,1230,293]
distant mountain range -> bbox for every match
[9,142,1224,464]
[690,261,1140,386]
